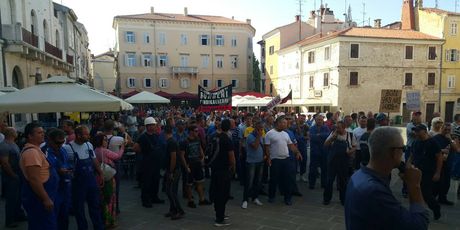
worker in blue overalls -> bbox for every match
[19,122,59,230]
[65,126,103,230]
[42,128,73,230]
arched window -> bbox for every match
[30,10,37,35]
[43,20,49,42]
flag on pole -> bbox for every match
[280,90,292,104]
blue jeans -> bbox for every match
[243,162,264,202]
[309,149,327,188]
[299,149,308,175]
[269,158,292,202]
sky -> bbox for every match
[58,0,458,55]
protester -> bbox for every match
[93,133,125,228]
[308,115,330,189]
[133,117,165,208]
[345,127,429,229]
[352,116,367,169]
[0,127,26,228]
[20,122,59,230]
[358,118,376,166]
[65,126,104,230]
[42,128,73,230]
[209,119,235,227]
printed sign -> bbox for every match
[198,85,232,112]
[266,95,281,111]
[406,91,421,111]
[379,89,402,113]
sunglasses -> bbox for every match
[390,146,407,152]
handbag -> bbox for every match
[101,149,116,181]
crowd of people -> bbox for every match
[0,106,460,229]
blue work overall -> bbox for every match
[21,147,59,230]
[43,145,72,230]
[70,143,103,230]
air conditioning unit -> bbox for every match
[314,90,322,97]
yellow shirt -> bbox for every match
[243,127,266,138]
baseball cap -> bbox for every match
[412,124,428,132]
[144,117,157,125]
[375,113,388,122]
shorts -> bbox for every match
[187,161,204,185]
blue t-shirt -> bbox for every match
[245,132,264,163]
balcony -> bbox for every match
[21,28,39,48]
[45,41,62,59]
[172,66,199,75]
[66,54,74,65]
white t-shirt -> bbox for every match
[65,141,95,160]
[106,135,124,152]
[264,129,292,160]
[352,127,367,150]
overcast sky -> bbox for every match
[58,0,457,55]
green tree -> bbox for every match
[252,53,262,92]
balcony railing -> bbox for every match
[21,28,38,48]
[66,54,74,65]
[45,41,62,59]
[172,66,199,75]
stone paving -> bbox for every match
[1,171,459,230]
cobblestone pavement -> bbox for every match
[1,171,459,230]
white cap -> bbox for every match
[144,117,157,125]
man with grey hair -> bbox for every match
[345,127,429,230]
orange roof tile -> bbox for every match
[421,8,460,16]
[339,27,442,40]
[115,13,249,25]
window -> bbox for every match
[231,79,238,88]
[202,79,209,88]
[269,46,274,55]
[143,33,150,44]
[215,35,224,46]
[404,73,413,86]
[428,46,437,60]
[270,65,273,75]
[308,51,315,64]
[180,54,189,67]
[324,46,331,61]
[125,31,135,43]
[309,76,314,89]
[216,55,224,68]
[201,54,209,68]
[323,73,329,87]
[144,78,152,88]
[269,83,273,94]
[231,36,237,47]
[159,32,166,45]
[159,78,168,88]
[448,76,456,88]
[159,54,168,67]
[350,44,359,58]
[180,78,190,89]
[447,49,459,62]
[452,23,458,35]
[231,55,238,69]
[126,52,136,66]
[427,73,435,86]
[142,53,152,67]
[127,78,136,88]
[217,80,224,88]
[349,72,358,86]
[200,35,209,46]
[405,46,414,60]
[180,34,188,45]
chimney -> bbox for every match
[295,15,301,22]
[374,19,382,28]
[401,0,415,30]
[184,7,188,16]
[150,7,154,14]
[309,10,316,19]
[232,16,234,20]
[415,0,423,9]
[246,19,251,25]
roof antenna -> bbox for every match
[361,1,367,27]
[435,0,438,8]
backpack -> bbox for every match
[205,133,221,167]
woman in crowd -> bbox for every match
[92,133,125,229]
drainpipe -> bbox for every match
[0,10,7,86]
[438,39,445,113]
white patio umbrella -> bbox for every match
[125,91,170,104]
[0,76,133,113]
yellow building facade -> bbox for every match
[416,7,460,122]
[113,7,255,95]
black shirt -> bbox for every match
[411,138,441,176]
[212,133,234,171]
[180,137,201,162]
[137,132,162,160]
[166,137,178,172]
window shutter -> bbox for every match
[165,56,169,66]
[124,54,127,66]
[446,49,450,61]
[139,55,143,67]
